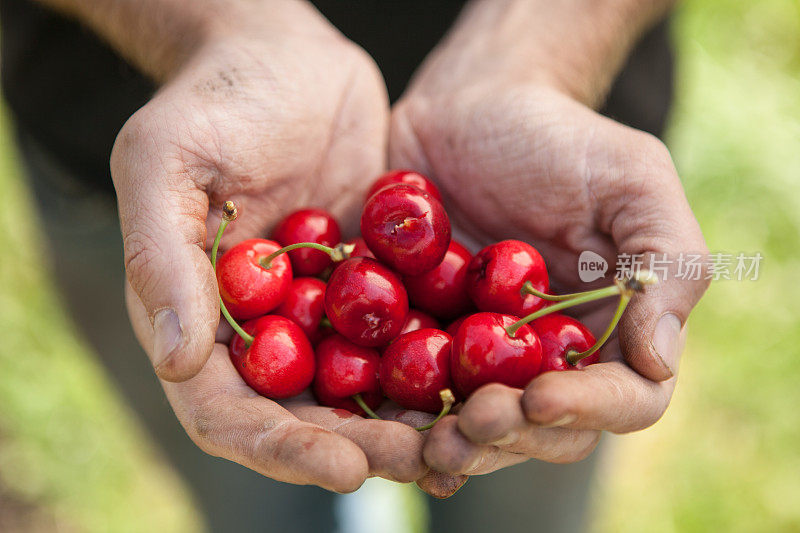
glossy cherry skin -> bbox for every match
[360,184,451,275]
[365,169,443,203]
[216,239,292,320]
[313,334,382,416]
[229,315,315,399]
[400,309,440,335]
[445,315,469,338]
[466,240,549,317]
[324,257,409,347]
[451,312,543,397]
[403,239,473,320]
[274,277,330,344]
[272,208,341,277]
[380,329,453,413]
[531,313,598,372]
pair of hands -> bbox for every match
[113,2,708,497]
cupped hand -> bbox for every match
[112,4,436,493]
[390,81,709,479]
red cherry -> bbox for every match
[531,314,598,372]
[313,334,382,416]
[445,315,469,338]
[380,329,453,413]
[229,315,315,399]
[360,184,451,275]
[274,277,329,344]
[324,257,409,347]
[403,239,473,319]
[272,208,341,276]
[365,169,443,203]
[400,309,440,335]
[216,238,292,320]
[466,240,549,317]
[450,312,542,397]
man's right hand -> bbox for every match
[108,1,434,493]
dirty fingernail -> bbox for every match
[152,308,183,368]
[651,313,681,379]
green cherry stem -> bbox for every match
[506,284,622,337]
[566,293,631,366]
[351,388,456,429]
[211,201,255,347]
[522,281,603,302]
[352,394,381,419]
[505,270,658,338]
[260,242,355,270]
[414,389,456,432]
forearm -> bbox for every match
[34,0,324,82]
[417,0,675,107]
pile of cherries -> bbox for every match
[211,170,653,427]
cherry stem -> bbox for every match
[506,284,622,338]
[319,316,333,329]
[566,293,631,366]
[211,201,255,346]
[259,242,354,269]
[522,281,602,302]
[352,394,381,419]
[505,270,657,338]
[415,389,456,432]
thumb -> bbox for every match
[111,116,218,382]
[601,134,709,382]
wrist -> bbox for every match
[408,0,674,108]
[39,0,335,82]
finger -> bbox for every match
[128,288,369,492]
[283,400,428,483]
[167,347,369,493]
[416,470,469,499]
[376,402,475,495]
[422,416,529,476]
[522,338,684,433]
[377,401,438,428]
[457,384,601,463]
[596,128,709,381]
[112,111,218,382]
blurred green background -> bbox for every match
[1,0,798,531]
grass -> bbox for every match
[1,0,799,530]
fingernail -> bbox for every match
[153,308,183,369]
[541,414,577,428]
[466,454,484,474]
[650,313,681,379]
[490,431,520,447]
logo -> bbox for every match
[578,251,608,283]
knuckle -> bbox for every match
[122,229,162,292]
[423,421,473,474]
[460,392,513,442]
[567,431,602,463]
[111,108,154,178]
[631,130,674,173]
[476,382,510,397]
[183,393,227,456]
[185,410,220,458]
[522,376,567,424]
[552,431,602,464]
